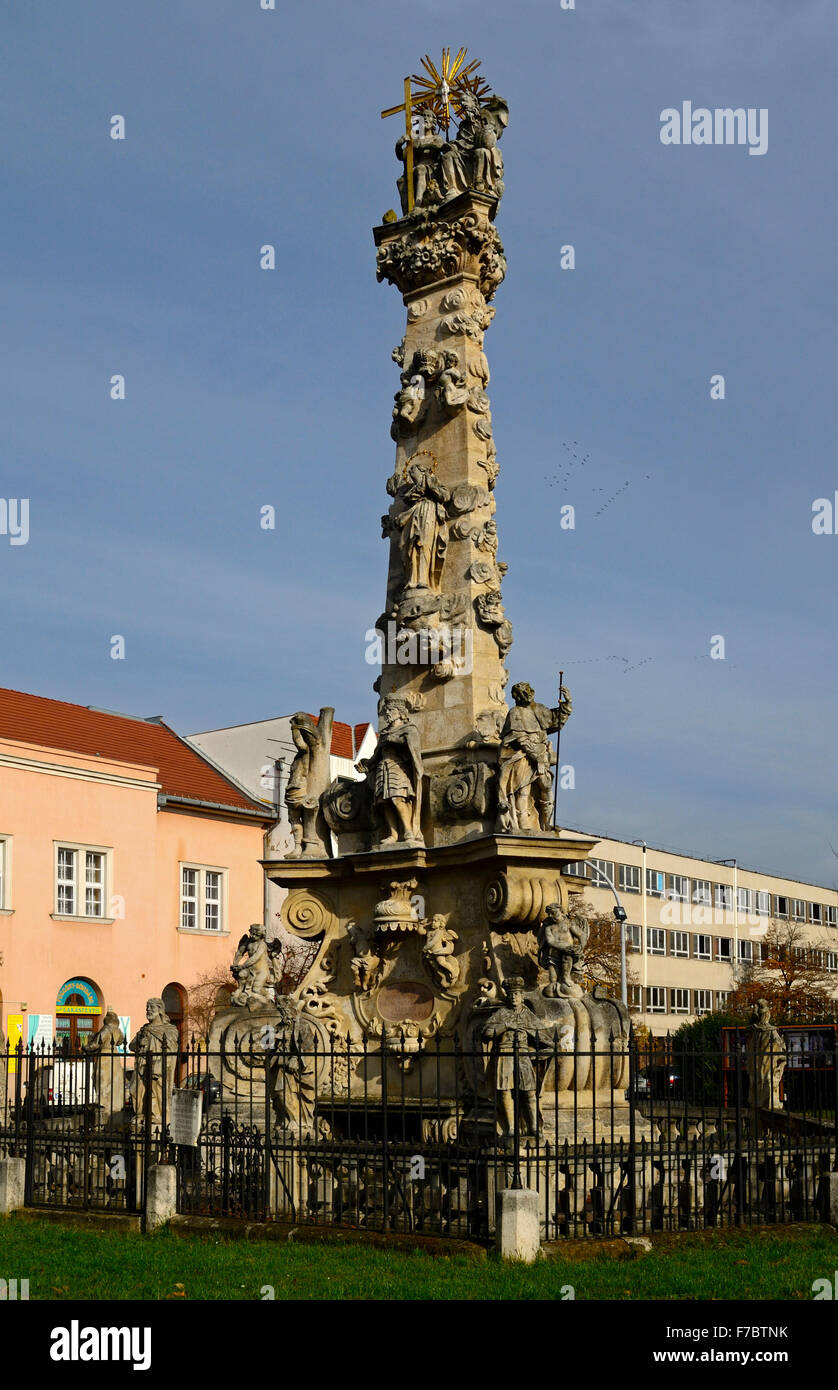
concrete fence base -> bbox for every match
[145,1164,177,1231]
[496,1186,540,1263]
[0,1158,26,1215]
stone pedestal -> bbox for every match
[0,1157,25,1214]
[496,1186,540,1262]
[145,1163,177,1231]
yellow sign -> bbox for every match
[57,1005,101,1016]
[6,1015,23,1074]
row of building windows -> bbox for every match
[625,926,838,971]
[631,986,729,1015]
[565,859,838,927]
[0,837,225,932]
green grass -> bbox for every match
[0,1217,834,1300]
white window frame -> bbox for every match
[715,937,733,962]
[645,868,664,898]
[666,874,689,904]
[695,989,713,1015]
[626,923,642,952]
[692,878,711,907]
[693,933,712,961]
[738,939,753,965]
[562,861,588,880]
[53,842,112,920]
[179,863,228,934]
[618,864,640,894]
[791,898,805,921]
[0,835,11,911]
[588,858,615,889]
[715,884,733,912]
[810,902,823,925]
[827,906,838,928]
[671,988,690,1015]
[827,952,838,974]
[756,890,770,916]
[670,930,689,958]
[647,927,666,956]
[647,986,667,1014]
[737,887,754,916]
[716,990,729,1010]
[775,895,789,919]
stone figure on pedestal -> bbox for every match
[745,999,785,1110]
[537,900,589,998]
[387,460,450,591]
[482,976,551,1140]
[87,1010,126,1125]
[454,91,507,198]
[270,996,320,1138]
[495,681,572,833]
[396,108,443,213]
[129,999,179,1129]
[362,695,424,847]
[285,707,334,859]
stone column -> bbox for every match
[374,193,511,845]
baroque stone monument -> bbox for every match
[258,51,629,1141]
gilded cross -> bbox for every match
[381,76,415,212]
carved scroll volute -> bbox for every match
[483,871,568,928]
[282,889,338,940]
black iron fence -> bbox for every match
[0,1028,834,1242]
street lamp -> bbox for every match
[581,862,629,1007]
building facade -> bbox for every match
[0,688,273,1051]
[560,830,838,1033]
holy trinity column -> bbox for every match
[371,52,569,849]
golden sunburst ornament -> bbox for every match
[411,48,492,133]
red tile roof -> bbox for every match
[0,687,268,816]
[307,715,375,761]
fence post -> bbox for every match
[511,1032,522,1190]
[381,1036,390,1233]
[733,1025,744,1225]
[22,1046,34,1206]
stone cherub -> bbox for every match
[537,899,590,999]
[285,707,334,858]
[495,681,572,833]
[422,914,460,991]
[349,920,383,993]
[230,923,276,1009]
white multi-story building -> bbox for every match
[560,831,838,1033]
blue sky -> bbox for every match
[2,0,836,885]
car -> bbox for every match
[178,1073,221,1107]
[28,1060,98,1119]
[625,1065,681,1102]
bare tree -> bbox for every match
[726,918,838,1023]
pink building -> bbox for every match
[0,688,274,1052]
